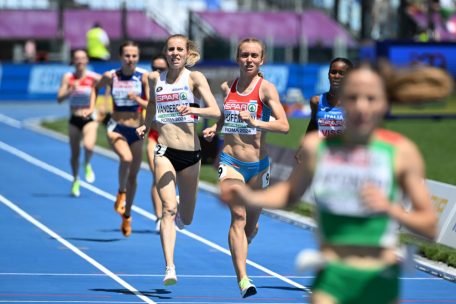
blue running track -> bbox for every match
[0,102,454,303]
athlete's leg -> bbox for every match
[244,167,269,240]
[147,138,162,221]
[176,160,201,225]
[107,131,132,192]
[82,120,98,167]
[154,155,178,268]
[124,140,143,217]
[68,123,82,180]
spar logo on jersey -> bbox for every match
[156,93,180,102]
[248,102,257,113]
[179,92,188,100]
[156,86,163,92]
[225,101,248,111]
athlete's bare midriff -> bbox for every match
[157,122,200,151]
[222,132,268,162]
[321,244,398,268]
[112,112,142,127]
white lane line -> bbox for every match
[0,272,313,279]
[0,194,155,304]
[0,302,307,304]
[0,140,311,293]
[0,113,22,128]
[0,272,443,281]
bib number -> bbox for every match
[218,165,228,180]
[262,168,270,188]
[154,144,167,156]
[106,118,117,132]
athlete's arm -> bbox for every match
[137,72,158,138]
[253,80,289,134]
[221,133,318,209]
[127,72,150,108]
[203,81,230,141]
[305,95,320,134]
[180,71,221,119]
[361,138,437,240]
[57,73,73,103]
[89,71,112,116]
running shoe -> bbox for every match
[239,277,257,298]
[155,218,161,232]
[71,179,80,197]
[114,191,126,215]
[163,266,177,286]
[84,163,95,183]
[121,214,132,237]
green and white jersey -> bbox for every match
[312,129,402,248]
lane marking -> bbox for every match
[0,140,311,293]
[0,272,443,280]
[0,194,155,304]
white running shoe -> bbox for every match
[163,266,177,286]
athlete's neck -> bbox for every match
[326,89,340,107]
[166,67,185,84]
[74,69,86,79]
[237,74,259,93]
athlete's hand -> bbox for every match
[82,109,92,118]
[239,110,256,127]
[361,183,391,213]
[136,125,147,139]
[202,126,216,142]
[127,91,138,102]
[177,105,195,116]
[219,181,248,206]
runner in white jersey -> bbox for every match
[90,41,149,237]
[57,49,101,197]
[221,65,438,304]
[203,38,289,298]
[137,34,221,286]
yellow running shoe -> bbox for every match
[121,214,132,237]
[85,164,95,183]
[71,179,80,197]
[239,276,256,298]
[114,191,126,215]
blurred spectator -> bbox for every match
[24,40,36,63]
[86,22,110,61]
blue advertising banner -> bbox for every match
[376,41,456,78]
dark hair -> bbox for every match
[151,54,168,71]
[330,57,353,69]
[119,40,140,56]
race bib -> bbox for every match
[154,144,167,156]
[112,79,142,107]
[221,100,257,135]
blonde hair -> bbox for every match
[236,37,266,77]
[163,34,201,67]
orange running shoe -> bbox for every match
[114,191,126,215]
[121,215,132,237]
